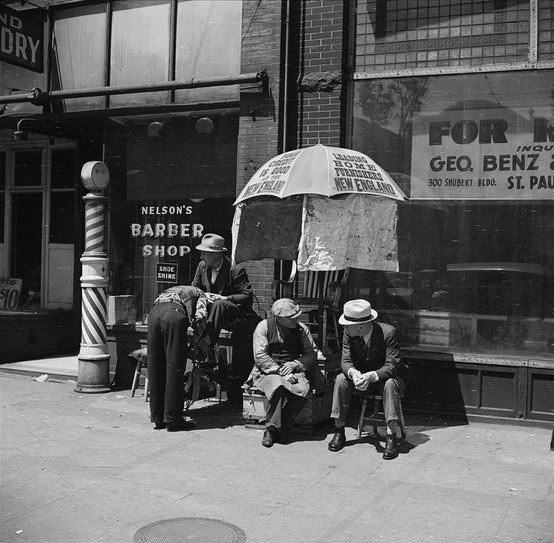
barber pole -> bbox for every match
[75,162,111,393]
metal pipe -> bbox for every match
[0,72,264,105]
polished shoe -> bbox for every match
[262,426,279,448]
[154,422,166,430]
[167,419,196,432]
[383,435,398,460]
[328,428,346,452]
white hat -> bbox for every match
[338,299,378,325]
[271,298,302,319]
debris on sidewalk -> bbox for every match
[33,374,48,382]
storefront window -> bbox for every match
[175,0,242,103]
[110,0,171,107]
[105,110,239,323]
[352,69,554,356]
[51,4,106,111]
[49,148,76,244]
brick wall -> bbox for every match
[237,0,285,311]
[236,0,349,313]
[287,0,347,149]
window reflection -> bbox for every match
[353,70,554,355]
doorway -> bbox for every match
[0,144,77,312]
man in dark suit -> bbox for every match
[328,299,409,459]
[192,233,253,354]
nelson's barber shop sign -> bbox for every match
[0,5,44,73]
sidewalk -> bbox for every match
[1,366,553,543]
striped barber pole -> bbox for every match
[81,285,107,345]
[75,192,111,394]
[84,197,106,253]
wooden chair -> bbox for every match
[129,348,149,401]
[271,262,349,353]
[356,393,407,440]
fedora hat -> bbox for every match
[338,299,378,325]
[195,233,227,252]
[271,298,302,319]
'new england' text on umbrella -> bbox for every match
[235,144,406,204]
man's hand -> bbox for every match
[284,374,298,384]
[279,361,297,377]
[206,292,226,302]
[354,371,377,391]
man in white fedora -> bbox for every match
[192,233,253,357]
[328,299,409,459]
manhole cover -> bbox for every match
[134,517,246,542]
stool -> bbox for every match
[356,394,406,440]
[129,349,149,401]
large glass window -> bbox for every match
[51,4,106,111]
[105,110,239,322]
[49,148,76,244]
[110,0,171,107]
[175,0,242,103]
[352,69,554,356]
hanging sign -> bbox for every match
[156,263,178,284]
[410,106,554,200]
[0,278,22,310]
[0,5,44,73]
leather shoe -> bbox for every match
[328,428,346,452]
[383,435,398,460]
[262,426,279,448]
[153,422,166,430]
[167,419,196,432]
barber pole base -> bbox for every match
[75,349,111,394]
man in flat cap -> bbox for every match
[192,233,253,357]
[328,299,409,459]
[247,298,319,447]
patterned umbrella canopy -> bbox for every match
[234,144,406,205]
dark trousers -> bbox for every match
[147,302,189,424]
[266,386,307,432]
[204,298,240,345]
[331,373,406,424]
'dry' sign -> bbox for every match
[0,5,44,73]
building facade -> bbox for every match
[1,0,552,423]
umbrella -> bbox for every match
[234,143,406,205]
[232,145,405,272]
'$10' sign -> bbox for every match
[0,278,22,310]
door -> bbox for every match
[0,144,76,312]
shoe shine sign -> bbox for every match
[0,5,44,73]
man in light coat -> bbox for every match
[247,298,319,447]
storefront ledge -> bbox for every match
[401,347,554,368]
[407,408,554,430]
[106,322,233,339]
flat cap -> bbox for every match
[271,298,302,319]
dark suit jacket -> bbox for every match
[341,322,409,382]
[192,255,253,309]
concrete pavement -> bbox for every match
[1,366,553,543]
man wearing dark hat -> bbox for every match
[247,298,319,447]
[192,233,253,355]
[328,299,409,459]
[147,285,208,432]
